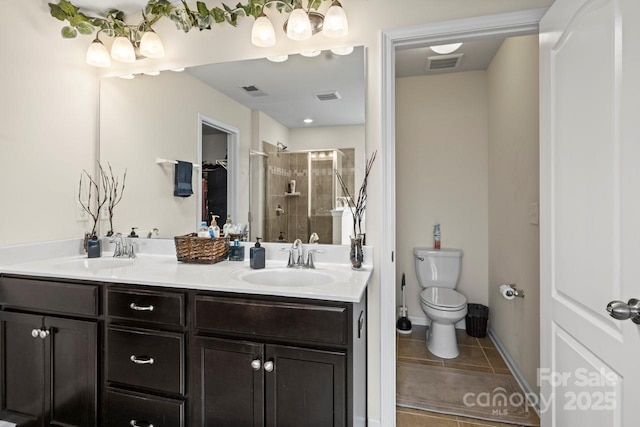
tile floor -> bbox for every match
[396,325,540,427]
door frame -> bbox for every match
[379,8,547,426]
[197,114,240,229]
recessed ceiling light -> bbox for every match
[267,54,289,63]
[430,43,463,54]
[118,74,135,79]
[300,50,321,57]
[171,67,185,72]
[330,46,354,56]
[304,118,314,124]
[144,70,160,76]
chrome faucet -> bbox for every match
[306,249,324,269]
[109,232,136,258]
[291,239,304,267]
[281,239,322,269]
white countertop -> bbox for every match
[0,253,371,303]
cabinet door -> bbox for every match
[0,311,45,427]
[44,316,97,427]
[192,336,264,427]
[265,345,346,427]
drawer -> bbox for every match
[105,388,184,427]
[106,287,184,326]
[0,276,98,317]
[194,295,348,345]
[107,327,184,395]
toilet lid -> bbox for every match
[420,288,467,311]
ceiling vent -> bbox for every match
[426,53,464,71]
[314,91,341,101]
[241,85,268,97]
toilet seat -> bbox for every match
[420,287,467,311]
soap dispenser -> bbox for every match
[209,215,220,238]
[250,238,265,269]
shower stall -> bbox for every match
[258,147,354,244]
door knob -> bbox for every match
[264,361,274,373]
[606,298,640,324]
[251,359,262,371]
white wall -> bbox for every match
[0,1,98,246]
[487,35,540,391]
[100,71,252,238]
[202,133,227,164]
[3,0,554,421]
[396,71,490,320]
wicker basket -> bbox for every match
[174,233,230,264]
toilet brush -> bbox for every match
[396,273,413,334]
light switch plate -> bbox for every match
[528,202,539,225]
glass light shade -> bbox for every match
[267,54,289,63]
[251,15,276,47]
[300,50,321,57]
[330,46,354,56]
[286,7,312,41]
[118,74,135,79]
[111,36,136,63]
[430,43,463,54]
[322,1,348,38]
[139,30,165,58]
[86,39,111,67]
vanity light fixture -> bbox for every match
[300,50,321,57]
[430,43,463,54]
[117,74,135,80]
[144,70,161,76]
[171,67,186,72]
[110,36,136,63]
[139,30,165,59]
[251,13,277,47]
[322,1,349,38]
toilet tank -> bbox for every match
[413,247,463,289]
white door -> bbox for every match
[540,0,640,425]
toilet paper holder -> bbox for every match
[502,283,525,298]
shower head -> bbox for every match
[277,142,288,151]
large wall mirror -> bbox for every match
[99,46,365,244]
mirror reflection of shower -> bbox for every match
[261,142,355,244]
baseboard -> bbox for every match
[367,418,381,427]
[487,327,540,415]
[406,315,466,330]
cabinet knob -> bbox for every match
[130,355,155,365]
[251,359,262,371]
[38,329,50,339]
[129,303,154,312]
[31,329,40,338]
[264,361,274,373]
[130,420,154,427]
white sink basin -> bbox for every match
[54,257,135,272]
[232,267,338,287]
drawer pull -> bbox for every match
[251,359,262,371]
[129,303,154,312]
[264,360,274,373]
[130,420,154,427]
[31,328,40,338]
[130,355,155,365]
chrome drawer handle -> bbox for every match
[130,420,154,427]
[129,303,154,312]
[130,355,155,365]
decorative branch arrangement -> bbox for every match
[335,151,377,238]
[49,0,326,40]
[103,163,127,237]
[78,162,127,238]
[78,164,108,238]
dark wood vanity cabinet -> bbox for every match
[0,276,98,427]
[0,275,367,427]
[192,294,366,427]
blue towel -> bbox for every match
[174,161,193,197]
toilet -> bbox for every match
[413,247,467,359]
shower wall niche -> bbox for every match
[262,143,354,244]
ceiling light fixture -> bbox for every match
[304,118,314,124]
[430,43,463,54]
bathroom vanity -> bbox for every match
[0,245,369,427]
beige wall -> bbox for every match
[487,35,540,391]
[0,1,98,246]
[100,72,252,238]
[396,71,490,320]
[2,0,554,421]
